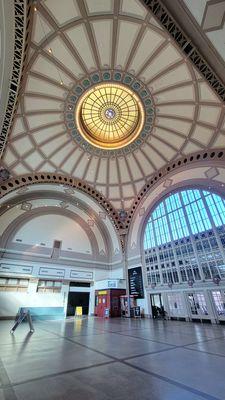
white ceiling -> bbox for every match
[2,0,225,211]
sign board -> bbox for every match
[128,267,144,299]
[0,264,33,275]
[75,306,83,316]
[133,306,141,317]
[104,308,109,317]
[98,290,107,295]
[70,270,93,280]
[108,280,117,288]
[39,267,65,278]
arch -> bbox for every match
[124,148,225,229]
[0,190,115,259]
[0,172,124,230]
[128,159,225,258]
[143,188,225,250]
[1,207,99,259]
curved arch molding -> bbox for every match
[0,190,116,260]
[0,172,124,230]
[1,149,225,236]
[1,207,100,259]
[128,156,225,258]
[124,148,225,228]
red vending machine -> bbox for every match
[94,289,126,317]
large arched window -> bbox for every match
[143,189,225,286]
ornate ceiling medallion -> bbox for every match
[75,83,145,150]
[65,70,155,157]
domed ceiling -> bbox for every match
[1,0,225,211]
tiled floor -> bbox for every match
[0,318,225,400]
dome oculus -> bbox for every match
[75,83,145,150]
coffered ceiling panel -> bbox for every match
[32,12,52,44]
[116,21,140,68]
[121,0,147,18]
[44,0,81,25]
[2,0,225,212]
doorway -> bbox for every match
[67,292,90,316]
[150,293,164,318]
[95,292,108,317]
[187,292,209,320]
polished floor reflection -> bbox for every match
[0,317,225,400]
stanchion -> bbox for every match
[10,309,34,334]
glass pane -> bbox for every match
[144,188,225,289]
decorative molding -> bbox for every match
[0,172,124,231]
[0,0,33,157]
[1,149,225,236]
[21,201,32,211]
[16,186,29,194]
[142,0,225,101]
[87,219,94,227]
[139,207,145,216]
[163,178,173,188]
[201,1,225,33]
[0,191,119,260]
[59,201,69,209]
[0,168,10,182]
[125,148,225,228]
[99,212,106,220]
[205,166,220,179]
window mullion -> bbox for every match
[200,192,225,266]
[179,192,205,281]
[152,219,163,284]
[164,201,182,283]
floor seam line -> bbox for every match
[0,360,117,390]
[38,326,182,362]
[121,360,221,400]
[183,346,225,359]
[0,357,18,400]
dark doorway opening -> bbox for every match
[150,293,165,319]
[67,292,90,316]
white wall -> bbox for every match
[0,257,122,318]
[0,287,65,318]
[109,267,124,279]
[13,214,92,253]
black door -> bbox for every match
[67,292,90,316]
[150,294,163,318]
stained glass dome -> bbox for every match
[75,83,145,150]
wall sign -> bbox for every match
[128,267,144,299]
[0,264,33,275]
[39,267,65,278]
[108,280,117,288]
[70,270,93,280]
